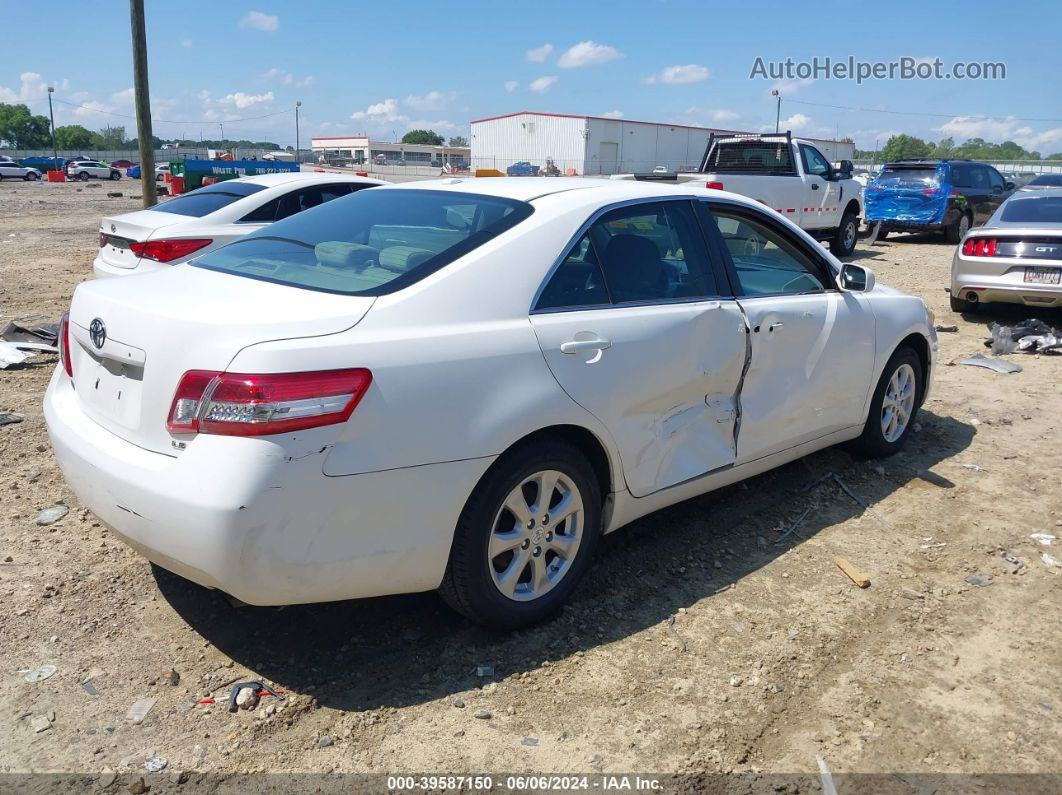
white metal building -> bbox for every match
[310,136,469,166]
[469,111,856,175]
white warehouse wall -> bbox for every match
[470,113,588,172]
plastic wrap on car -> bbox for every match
[864,164,948,224]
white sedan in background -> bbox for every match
[94,172,386,277]
[0,161,42,180]
[47,178,935,629]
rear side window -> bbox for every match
[153,182,267,217]
[536,200,717,309]
[1000,196,1062,223]
[194,188,533,295]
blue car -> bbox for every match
[19,156,64,171]
[864,159,1014,243]
[506,161,540,177]
[127,164,141,179]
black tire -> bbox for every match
[156,173,164,182]
[110,170,121,180]
[945,212,971,244]
[876,229,889,241]
[24,172,38,181]
[830,210,859,256]
[77,171,89,181]
[950,294,978,313]
[439,439,602,630]
[851,346,923,458]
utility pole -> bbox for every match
[46,87,58,174]
[129,0,157,207]
[772,89,781,133]
[295,101,301,167]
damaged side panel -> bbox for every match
[531,300,750,498]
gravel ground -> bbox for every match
[0,179,1060,791]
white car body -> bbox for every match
[93,172,387,278]
[46,177,935,623]
[67,160,121,181]
[0,161,41,180]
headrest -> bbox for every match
[315,242,377,270]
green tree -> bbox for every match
[931,137,955,158]
[55,124,96,150]
[879,134,932,162]
[402,129,444,146]
[95,124,127,149]
[447,135,468,147]
[0,103,51,148]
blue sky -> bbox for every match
[3,0,1060,152]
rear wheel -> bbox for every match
[945,212,971,244]
[77,171,89,182]
[110,170,121,180]
[24,172,38,181]
[950,293,978,313]
[851,346,922,458]
[439,440,602,630]
[830,210,859,256]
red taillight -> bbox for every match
[130,238,212,263]
[963,238,997,257]
[98,232,106,248]
[167,369,373,436]
[705,181,725,190]
[58,312,73,378]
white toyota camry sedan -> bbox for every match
[93,172,386,278]
[46,178,936,629]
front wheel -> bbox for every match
[851,347,922,458]
[110,170,121,180]
[439,440,602,630]
[830,210,859,256]
[77,171,89,181]
[24,172,38,181]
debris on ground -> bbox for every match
[1,317,59,353]
[934,324,959,332]
[30,715,52,733]
[474,709,492,719]
[143,756,168,773]
[666,615,689,652]
[1043,553,1060,569]
[960,354,1023,374]
[23,664,57,683]
[0,411,24,426]
[0,340,30,369]
[965,574,993,588]
[35,504,69,526]
[475,665,494,677]
[167,669,180,686]
[126,697,157,725]
[960,463,984,471]
[986,319,1062,355]
[835,557,871,588]
[816,754,839,795]
[1030,533,1056,546]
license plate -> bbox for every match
[1024,267,1061,285]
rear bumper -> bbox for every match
[950,254,1062,307]
[44,368,493,605]
[92,252,166,279]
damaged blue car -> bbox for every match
[864,159,1014,243]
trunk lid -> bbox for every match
[97,209,191,270]
[67,265,375,454]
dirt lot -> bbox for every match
[1,180,1060,791]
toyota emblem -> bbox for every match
[89,318,107,349]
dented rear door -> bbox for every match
[531,301,747,498]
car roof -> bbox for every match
[232,171,387,188]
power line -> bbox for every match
[785,98,1062,124]
[49,97,293,125]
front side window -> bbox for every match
[194,188,533,295]
[987,167,1005,191]
[801,145,830,178]
[711,208,828,296]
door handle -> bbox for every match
[768,322,784,332]
[811,183,819,190]
[560,338,612,354]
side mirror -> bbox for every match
[838,159,853,174]
[839,263,875,292]
[1005,181,1015,191]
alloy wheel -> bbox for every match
[488,469,584,602]
[881,363,916,443]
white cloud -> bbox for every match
[769,78,814,96]
[110,88,135,105]
[351,98,401,121]
[600,110,623,119]
[711,109,739,122]
[557,41,621,69]
[239,11,278,32]
[525,43,553,63]
[934,115,1062,151]
[219,91,274,109]
[180,39,193,48]
[529,75,558,93]
[0,71,65,103]
[349,97,457,137]
[404,90,457,111]
[260,68,314,87]
[504,80,519,93]
[74,100,112,118]
[642,64,710,85]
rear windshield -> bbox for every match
[874,166,940,188]
[705,141,794,175]
[193,188,534,295]
[1000,196,1062,224]
[153,181,266,217]
[1028,174,1062,187]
